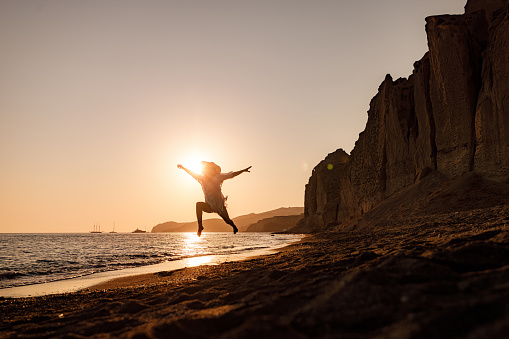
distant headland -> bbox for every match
[152,207,303,233]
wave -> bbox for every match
[0,272,26,280]
[0,233,302,289]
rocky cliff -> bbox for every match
[293,149,358,232]
[298,0,509,231]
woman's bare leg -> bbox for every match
[218,209,238,234]
[196,202,212,237]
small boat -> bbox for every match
[109,223,117,233]
[132,228,146,233]
[90,223,102,233]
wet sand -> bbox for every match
[2,205,509,338]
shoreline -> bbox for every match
[0,235,305,299]
[87,235,310,292]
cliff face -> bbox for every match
[299,0,509,231]
[427,11,488,177]
[350,75,418,215]
[474,6,509,180]
[296,149,357,231]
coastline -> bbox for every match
[2,205,509,337]
[87,235,310,292]
[0,234,304,299]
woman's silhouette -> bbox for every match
[177,162,251,236]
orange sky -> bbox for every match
[0,0,467,233]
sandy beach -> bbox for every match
[2,204,509,338]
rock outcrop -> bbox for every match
[350,75,418,215]
[298,0,509,231]
[297,149,357,231]
[465,0,509,21]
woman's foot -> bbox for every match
[233,225,238,234]
[197,225,204,237]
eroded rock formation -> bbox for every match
[474,5,509,180]
[299,0,509,231]
[296,149,357,231]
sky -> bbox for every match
[0,0,467,233]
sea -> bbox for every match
[0,232,302,295]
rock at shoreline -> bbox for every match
[296,149,359,232]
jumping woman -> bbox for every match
[177,162,251,237]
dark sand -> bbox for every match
[2,204,509,338]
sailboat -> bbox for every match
[90,223,102,233]
[109,222,117,233]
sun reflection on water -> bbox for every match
[181,233,214,267]
[182,232,205,257]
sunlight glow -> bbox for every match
[185,255,213,267]
[182,156,205,174]
[180,233,214,267]
[182,232,204,256]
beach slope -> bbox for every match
[2,204,509,338]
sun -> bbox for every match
[175,148,218,175]
[182,156,205,174]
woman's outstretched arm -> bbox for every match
[225,166,252,179]
[177,164,202,181]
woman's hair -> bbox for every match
[201,161,221,177]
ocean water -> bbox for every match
[0,232,302,290]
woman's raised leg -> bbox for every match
[196,202,212,237]
[218,209,238,234]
